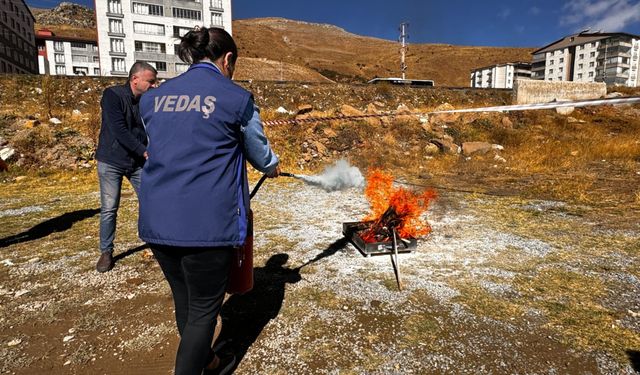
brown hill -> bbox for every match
[233,18,535,86]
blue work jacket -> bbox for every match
[138,62,278,247]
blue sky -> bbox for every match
[25,0,640,47]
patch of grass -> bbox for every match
[514,268,640,361]
[452,283,524,321]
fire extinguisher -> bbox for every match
[226,174,268,294]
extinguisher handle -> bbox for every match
[249,174,269,200]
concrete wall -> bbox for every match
[514,79,606,104]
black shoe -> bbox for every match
[203,353,236,375]
[96,252,114,273]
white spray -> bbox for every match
[289,159,364,192]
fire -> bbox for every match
[361,169,437,243]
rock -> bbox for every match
[556,106,575,115]
[501,116,513,128]
[567,117,586,124]
[606,92,623,98]
[34,87,42,94]
[494,154,507,163]
[462,141,492,156]
[7,339,22,347]
[373,101,385,108]
[429,138,460,154]
[63,335,74,343]
[313,141,327,155]
[14,176,27,182]
[296,104,313,115]
[340,104,364,117]
[49,117,62,125]
[423,143,440,155]
[276,106,289,114]
[492,144,505,151]
[366,103,379,114]
[431,103,460,123]
[71,109,83,121]
[0,147,15,161]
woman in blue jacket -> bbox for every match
[138,27,279,375]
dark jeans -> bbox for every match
[97,161,142,253]
[151,245,233,375]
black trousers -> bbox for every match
[151,245,233,375]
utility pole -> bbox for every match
[399,22,409,80]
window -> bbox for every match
[108,0,122,14]
[73,67,88,75]
[94,67,100,75]
[589,71,594,78]
[549,68,553,74]
[559,57,564,63]
[93,56,100,63]
[112,57,125,72]
[132,2,164,16]
[590,52,595,58]
[173,7,201,20]
[211,12,223,26]
[55,65,66,75]
[176,63,188,74]
[134,41,166,53]
[591,42,596,47]
[549,59,554,65]
[54,53,65,63]
[54,41,64,51]
[577,73,583,79]
[578,63,583,69]
[579,54,584,59]
[110,38,125,53]
[589,61,594,68]
[109,19,124,34]
[133,22,165,36]
[145,61,166,71]
[72,55,88,62]
[173,26,192,37]
[71,42,86,49]
[210,0,223,8]
[579,45,584,50]
[559,67,563,72]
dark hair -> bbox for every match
[128,61,157,82]
[177,27,238,65]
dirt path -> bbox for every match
[1,174,639,374]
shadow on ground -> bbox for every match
[628,350,640,372]
[219,237,349,371]
[0,208,100,249]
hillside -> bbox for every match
[233,18,535,85]
[29,3,534,85]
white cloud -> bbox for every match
[560,0,640,32]
[498,8,511,19]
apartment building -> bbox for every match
[36,29,100,76]
[0,0,38,74]
[470,62,531,89]
[95,0,232,78]
[531,31,640,87]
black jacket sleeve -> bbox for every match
[101,89,146,157]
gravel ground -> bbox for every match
[1,177,639,374]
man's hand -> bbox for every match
[143,151,149,160]
[266,166,280,178]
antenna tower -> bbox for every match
[399,22,409,80]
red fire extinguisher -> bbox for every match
[226,174,268,294]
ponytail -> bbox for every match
[178,27,237,65]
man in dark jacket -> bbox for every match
[95,62,157,273]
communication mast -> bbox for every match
[399,22,409,80]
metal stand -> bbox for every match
[390,227,402,291]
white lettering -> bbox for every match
[154,96,167,112]
[175,95,190,112]
[163,95,178,112]
[202,96,216,119]
[186,96,201,112]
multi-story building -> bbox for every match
[470,62,531,89]
[0,0,38,74]
[95,0,232,78]
[36,29,100,76]
[531,31,640,87]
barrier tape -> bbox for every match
[262,95,640,126]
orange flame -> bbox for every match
[361,169,437,242]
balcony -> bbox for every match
[106,12,124,18]
[532,53,545,62]
[109,51,126,57]
[108,31,126,38]
[599,39,632,50]
[135,51,168,61]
